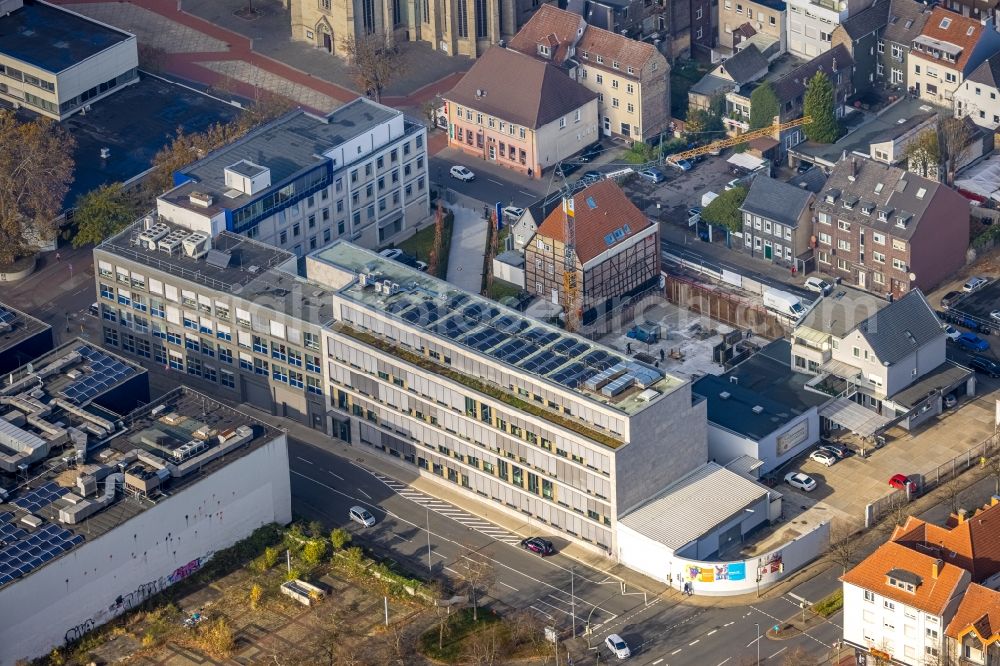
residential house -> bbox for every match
[785,0,875,58]
[509,5,671,142]
[510,201,546,251]
[955,54,1000,129]
[289,0,540,58]
[524,179,660,321]
[688,44,770,111]
[832,0,889,98]
[725,45,854,153]
[565,0,646,37]
[738,176,816,270]
[718,0,788,54]
[812,156,969,296]
[444,47,599,178]
[908,7,1000,106]
[878,0,931,92]
[942,0,1000,30]
[790,286,973,431]
[842,498,1000,665]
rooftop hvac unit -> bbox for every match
[138,223,170,250]
[158,229,189,255]
[188,191,214,208]
[182,232,211,260]
[390,283,400,295]
[191,425,216,441]
[150,404,167,417]
[171,439,209,462]
[358,273,369,286]
[159,412,184,425]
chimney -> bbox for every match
[958,508,968,523]
[991,495,999,506]
[932,558,943,579]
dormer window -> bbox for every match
[886,569,922,593]
[581,50,589,59]
[612,60,620,69]
[878,210,889,221]
[824,188,840,204]
[843,195,859,210]
[627,66,635,74]
[940,17,951,28]
[861,203,874,215]
[538,44,551,57]
[596,54,604,63]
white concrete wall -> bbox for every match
[0,434,292,664]
[492,258,525,287]
[57,36,138,102]
[534,99,600,170]
[706,408,819,474]
[156,198,223,236]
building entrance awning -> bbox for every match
[820,398,891,438]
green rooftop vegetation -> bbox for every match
[336,324,625,449]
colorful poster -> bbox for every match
[686,565,700,580]
[699,567,715,583]
[727,562,746,581]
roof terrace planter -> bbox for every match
[335,324,625,449]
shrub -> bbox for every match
[302,539,328,566]
[330,528,352,551]
[249,583,263,610]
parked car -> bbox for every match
[963,276,988,292]
[449,165,475,182]
[944,393,958,408]
[809,450,838,467]
[797,161,813,174]
[944,325,962,341]
[957,332,990,352]
[804,277,832,295]
[669,159,693,172]
[638,167,666,183]
[724,177,742,191]
[579,142,603,162]
[888,474,917,493]
[991,310,1000,323]
[503,206,525,220]
[555,162,580,178]
[784,471,817,492]
[941,291,963,309]
[969,355,1000,377]
[818,443,850,459]
[605,634,631,659]
[519,536,555,556]
[88,302,100,317]
[379,248,403,260]
[349,506,376,527]
[582,170,603,185]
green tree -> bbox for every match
[701,186,747,233]
[302,539,328,566]
[329,527,352,551]
[71,183,137,248]
[803,72,841,143]
[749,82,780,130]
[0,110,75,264]
[685,109,724,139]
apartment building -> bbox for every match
[718,0,788,54]
[813,157,969,296]
[445,47,599,178]
[94,219,331,431]
[786,0,873,58]
[738,175,815,269]
[878,0,930,91]
[955,54,1000,129]
[306,242,706,553]
[908,7,1000,106]
[157,97,429,254]
[288,0,539,58]
[0,0,138,120]
[942,0,1000,30]
[688,44,770,111]
[842,498,1000,666]
[508,5,671,142]
[832,0,888,97]
[523,180,660,321]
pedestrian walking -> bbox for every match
[55,252,61,262]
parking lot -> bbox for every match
[622,154,739,226]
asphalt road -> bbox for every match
[429,155,545,209]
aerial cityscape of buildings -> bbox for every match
[4,0,1000,662]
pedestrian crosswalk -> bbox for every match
[371,472,523,546]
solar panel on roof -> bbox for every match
[586,196,597,209]
[613,228,625,241]
[623,224,631,234]
[205,248,233,268]
[604,233,615,245]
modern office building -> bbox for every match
[0,0,138,120]
[0,375,290,663]
[156,97,430,254]
[0,301,53,375]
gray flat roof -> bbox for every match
[619,462,774,551]
[693,373,818,440]
[725,339,831,415]
[797,285,889,338]
[0,0,131,74]
[0,302,49,355]
[312,242,686,415]
[891,360,973,407]
[164,98,413,214]
[0,387,278,590]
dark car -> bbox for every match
[579,142,603,162]
[555,162,580,178]
[520,537,555,556]
[969,355,1000,377]
[941,291,963,309]
[581,170,603,184]
[958,332,990,352]
[797,161,813,174]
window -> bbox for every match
[837,239,851,251]
[864,590,875,603]
[838,220,850,231]
[878,40,884,53]
[596,74,603,84]
[873,251,885,263]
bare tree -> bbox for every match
[939,116,973,186]
[828,519,861,575]
[782,646,816,666]
[881,495,912,533]
[462,548,497,622]
[985,451,1000,496]
[339,32,405,103]
[463,623,506,666]
[944,477,966,517]
[428,201,446,277]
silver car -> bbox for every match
[349,505,376,527]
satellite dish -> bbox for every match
[908,272,917,282]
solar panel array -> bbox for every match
[376,292,665,394]
[0,518,83,586]
[11,482,68,513]
[59,344,137,405]
[602,223,633,247]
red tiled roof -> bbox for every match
[945,584,1000,643]
[891,500,1000,582]
[911,6,984,72]
[841,541,969,616]
[576,25,661,76]
[534,179,651,263]
[507,4,584,65]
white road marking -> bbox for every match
[498,581,519,591]
[770,647,787,659]
[724,621,734,627]
[706,629,717,636]
[717,659,730,666]
[488,178,504,185]
[689,639,700,646]
[671,648,682,655]
[392,533,411,543]
[296,456,314,465]
[746,637,762,648]
[327,470,344,480]
[530,605,555,620]
[358,489,372,500]
[652,659,664,665]
[444,566,462,576]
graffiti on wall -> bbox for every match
[63,619,95,644]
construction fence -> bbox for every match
[664,274,787,339]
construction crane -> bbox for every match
[561,187,580,332]
[665,116,813,163]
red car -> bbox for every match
[520,537,555,556]
[889,474,917,493]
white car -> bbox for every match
[605,634,631,659]
[964,276,988,292]
[991,310,1000,323]
[379,248,403,260]
[784,471,817,492]
[809,450,838,467]
[450,165,475,182]
[944,325,961,341]
[349,505,376,527]
[804,277,832,295]
[503,206,525,220]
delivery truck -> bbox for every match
[763,287,805,320]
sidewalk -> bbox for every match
[445,205,489,294]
